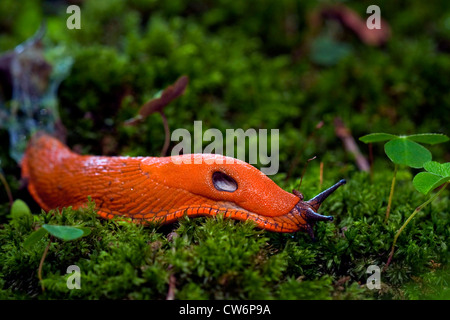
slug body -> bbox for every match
[21,133,345,236]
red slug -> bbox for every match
[21,133,345,236]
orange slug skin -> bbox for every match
[21,133,344,234]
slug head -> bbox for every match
[290,179,346,239]
[141,154,300,217]
[141,155,345,236]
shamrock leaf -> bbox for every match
[413,161,450,194]
[384,138,431,168]
[23,224,91,249]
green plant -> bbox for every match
[359,133,449,223]
[16,200,91,291]
[384,161,450,269]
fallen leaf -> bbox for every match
[125,75,189,126]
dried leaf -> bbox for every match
[125,75,189,126]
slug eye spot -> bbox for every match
[212,171,238,192]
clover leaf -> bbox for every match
[24,224,91,249]
[413,161,450,195]
[384,138,431,168]
[360,133,449,145]
[360,133,449,168]
[359,132,449,223]
[359,133,398,143]
[403,134,450,145]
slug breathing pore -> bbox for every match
[21,133,346,237]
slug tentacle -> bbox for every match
[305,208,333,222]
[21,133,346,237]
[306,179,347,211]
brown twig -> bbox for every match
[368,142,374,182]
[319,161,324,190]
[38,238,51,292]
[166,265,176,300]
[315,4,391,47]
[334,117,370,172]
[0,171,14,207]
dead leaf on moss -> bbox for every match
[124,75,189,126]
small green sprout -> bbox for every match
[359,133,449,223]
[10,199,33,229]
[385,160,450,269]
[24,224,91,248]
[10,199,32,218]
[18,201,91,291]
